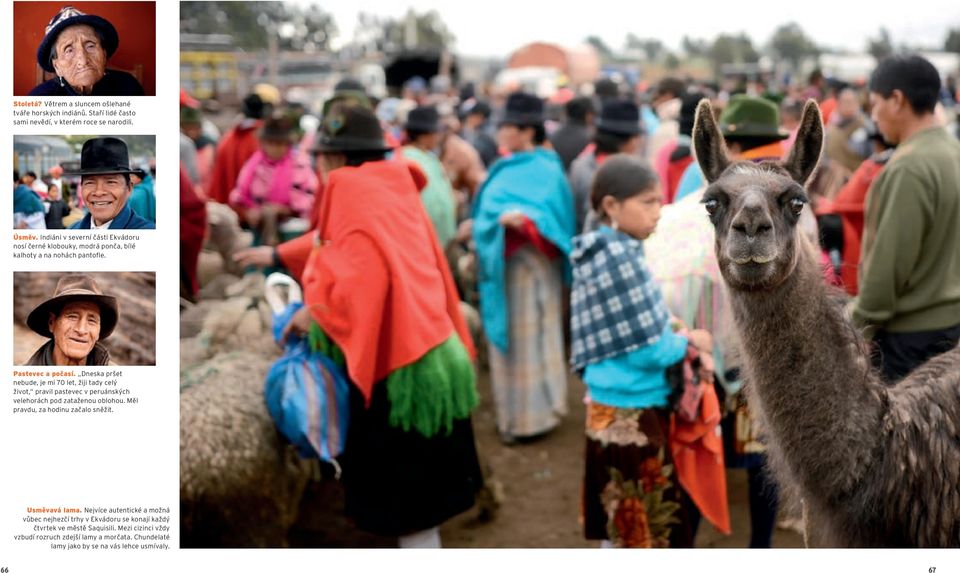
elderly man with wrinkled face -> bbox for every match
[24,275,119,367]
[67,137,155,230]
[28,6,145,96]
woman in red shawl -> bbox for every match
[281,106,483,547]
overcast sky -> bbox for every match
[299,0,960,57]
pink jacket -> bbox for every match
[229,148,318,219]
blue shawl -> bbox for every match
[569,226,671,372]
[472,148,575,351]
[14,184,44,214]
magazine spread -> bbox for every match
[3,1,960,572]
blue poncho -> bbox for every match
[472,148,575,352]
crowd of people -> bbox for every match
[179,52,960,548]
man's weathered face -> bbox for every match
[51,24,108,92]
[81,174,131,225]
[49,301,101,362]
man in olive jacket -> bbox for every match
[853,55,960,383]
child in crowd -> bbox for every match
[570,154,711,548]
[229,113,317,246]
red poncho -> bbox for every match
[302,160,474,403]
[180,164,207,299]
[206,121,262,204]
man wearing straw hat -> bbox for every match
[24,274,119,366]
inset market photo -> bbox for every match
[14,134,156,230]
[13,2,156,96]
[13,272,156,366]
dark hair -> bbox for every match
[26,171,38,179]
[565,96,594,122]
[590,154,659,213]
[656,77,686,99]
[14,169,20,182]
[533,123,547,145]
[405,128,432,141]
[869,55,941,114]
[594,130,634,154]
[343,150,388,167]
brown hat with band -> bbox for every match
[26,274,119,339]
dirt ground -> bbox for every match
[289,369,804,549]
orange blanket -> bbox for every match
[671,377,731,535]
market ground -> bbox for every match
[289,369,805,549]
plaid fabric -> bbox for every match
[488,246,568,438]
[570,227,671,372]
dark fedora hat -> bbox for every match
[405,105,441,133]
[259,113,296,143]
[500,92,544,127]
[596,100,641,136]
[27,274,119,339]
[66,137,145,178]
[313,106,391,154]
[37,6,120,73]
[719,94,790,141]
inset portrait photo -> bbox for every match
[14,2,156,96]
[14,272,156,366]
[14,134,156,229]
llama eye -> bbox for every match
[789,197,806,216]
[704,198,719,216]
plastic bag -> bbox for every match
[263,273,350,464]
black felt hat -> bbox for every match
[66,137,145,178]
[500,92,544,127]
[596,100,641,136]
[313,106,391,153]
[404,106,441,133]
[27,274,119,339]
[37,6,119,73]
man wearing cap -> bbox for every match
[400,106,458,248]
[28,6,144,96]
[68,137,155,230]
[572,99,643,232]
[472,92,575,444]
[24,275,118,366]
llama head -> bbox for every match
[693,98,823,291]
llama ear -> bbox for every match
[782,99,824,185]
[692,99,730,183]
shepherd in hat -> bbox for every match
[24,274,118,366]
[68,137,154,230]
[472,92,576,444]
[228,112,318,246]
[399,105,458,248]
[28,5,144,96]
[573,99,644,232]
[276,105,482,547]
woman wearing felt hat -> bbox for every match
[28,5,144,96]
[472,92,576,444]
[23,274,119,366]
[67,137,155,229]
[278,105,483,547]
